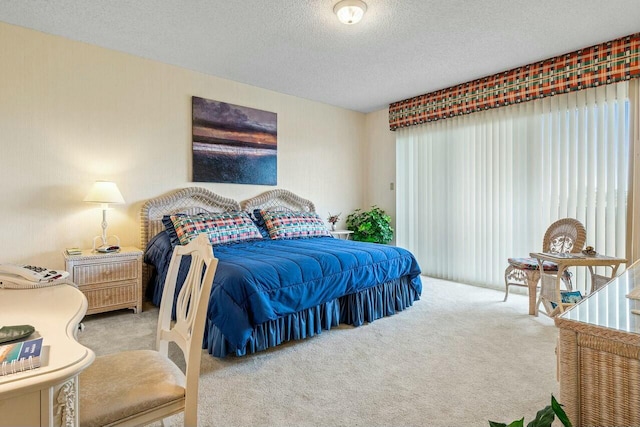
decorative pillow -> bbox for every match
[508,257,572,281]
[508,257,560,271]
[162,212,213,247]
[169,211,262,246]
[251,209,270,239]
[162,214,185,247]
[260,210,330,239]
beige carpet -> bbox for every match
[77,277,558,427]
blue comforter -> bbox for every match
[145,233,422,352]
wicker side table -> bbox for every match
[530,252,626,316]
[64,247,143,315]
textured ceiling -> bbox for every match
[1,0,640,113]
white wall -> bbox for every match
[363,107,397,238]
[0,22,366,270]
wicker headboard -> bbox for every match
[140,187,240,288]
[241,189,315,213]
[140,187,315,295]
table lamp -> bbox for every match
[84,181,125,252]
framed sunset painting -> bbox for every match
[192,97,277,185]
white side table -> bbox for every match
[329,230,353,240]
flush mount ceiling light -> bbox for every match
[333,0,367,25]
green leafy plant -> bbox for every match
[346,206,393,244]
[489,395,571,427]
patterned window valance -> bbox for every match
[389,33,640,131]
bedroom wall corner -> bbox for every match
[0,21,367,270]
[364,108,397,242]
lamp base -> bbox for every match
[92,235,121,252]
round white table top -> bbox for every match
[0,284,95,395]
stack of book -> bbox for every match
[65,247,82,256]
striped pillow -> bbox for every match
[169,211,262,246]
[260,210,330,239]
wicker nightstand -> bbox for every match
[64,247,143,315]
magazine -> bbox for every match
[0,337,43,376]
[549,291,584,309]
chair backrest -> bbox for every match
[156,233,218,425]
[542,218,587,254]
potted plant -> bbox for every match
[489,395,571,427]
[346,206,393,244]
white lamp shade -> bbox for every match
[83,181,125,204]
[334,0,367,25]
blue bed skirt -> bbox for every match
[204,276,420,357]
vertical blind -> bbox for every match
[396,81,630,292]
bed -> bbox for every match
[141,187,422,357]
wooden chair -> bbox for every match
[79,234,218,427]
[504,218,586,315]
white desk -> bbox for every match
[0,285,95,427]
